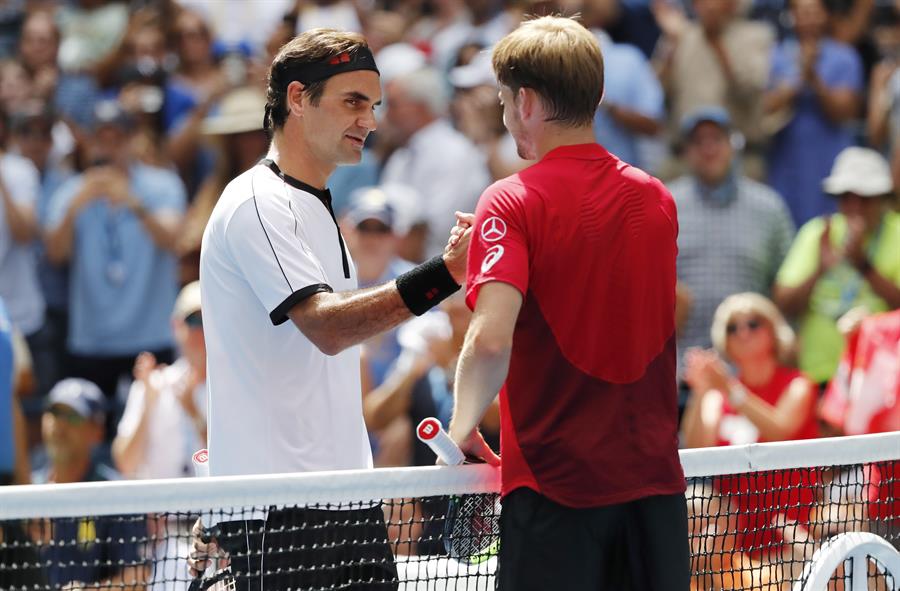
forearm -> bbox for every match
[136,210,180,253]
[292,283,416,356]
[830,0,874,45]
[111,416,152,478]
[810,76,858,123]
[362,363,421,430]
[681,389,720,449]
[763,85,798,114]
[291,257,460,355]
[864,269,900,309]
[733,391,795,441]
[449,335,510,442]
[1,188,37,243]
[12,396,30,485]
[867,92,890,148]
[774,272,822,317]
[44,208,79,264]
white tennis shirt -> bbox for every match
[199,161,372,477]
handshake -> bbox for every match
[440,212,476,285]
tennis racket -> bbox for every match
[187,450,235,591]
[416,418,501,565]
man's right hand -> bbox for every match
[443,212,475,284]
[187,518,223,578]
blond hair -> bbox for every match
[266,29,370,130]
[492,16,603,127]
[710,292,796,364]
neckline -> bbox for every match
[260,158,331,203]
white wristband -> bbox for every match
[728,383,748,408]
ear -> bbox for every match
[286,80,307,119]
[516,87,535,122]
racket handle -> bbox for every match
[416,418,465,466]
[192,449,209,477]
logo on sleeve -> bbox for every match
[481,217,507,242]
[481,245,505,273]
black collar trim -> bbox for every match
[260,158,331,204]
[259,158,351,279]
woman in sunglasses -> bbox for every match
[681,292,818,449]
[680,292,819,565]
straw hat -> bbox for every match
[201,86,267,136]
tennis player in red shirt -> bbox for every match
[448,16,690,590]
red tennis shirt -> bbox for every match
[465,143,686,508]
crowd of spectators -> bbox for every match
[0,0,898,588]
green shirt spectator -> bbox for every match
[775,147,900,384]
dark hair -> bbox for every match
[266,29,371,131]
[492,16,604,127]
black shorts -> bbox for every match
[217,504,399,591]
[498,488,690,591]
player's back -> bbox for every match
[466,143,684,508]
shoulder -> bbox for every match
[1,153,39,179]
[737,177,788,210]
[213,167,275,229]
[665,176,695,202]
[822,39,862,65]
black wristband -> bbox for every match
[396,256,461,316]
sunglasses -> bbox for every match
[184,312,203,328]
[48,405,87,426]
[726,317,763,336]
[356,221,392,234]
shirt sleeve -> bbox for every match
[465,181,530,310]
[225,196,333,325]
[821,42,864,92]
[628,51,664,119]
[3,158,40,208]
[776,217,824,288]
[767,192,796,287]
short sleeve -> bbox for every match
[141,168,187,215]
[3,157,40,207]
[820,42,863,92]
[225,197,333,325]
[766,193,796,286]
[776,217,823,288]
[768,43,798,90]
[465,181,530,310]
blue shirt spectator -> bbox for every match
[47,162,185,356]
[592,30,664,168]
[766,38,864,226]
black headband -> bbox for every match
[264,47,380,131]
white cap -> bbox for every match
[172,281,201,321]
[375,43,427,84]
[822,147,894,197]
[449,49,496,89]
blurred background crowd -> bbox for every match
[0,0,898,587]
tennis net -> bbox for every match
[0,432,897,590]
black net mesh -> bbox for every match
[0,459,896,590]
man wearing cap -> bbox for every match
[775,147,900,387]
[32,378,149,589]
[44,100,187,426]
[669,106,794,402]
[195,29,471,590]
[112,281,207,480]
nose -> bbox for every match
[358,109,377,133]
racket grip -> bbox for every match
[192,449,209,477]
[416,418,465,466]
